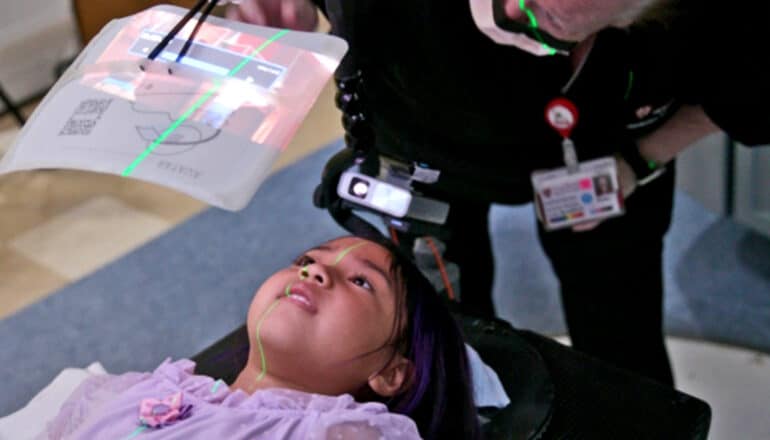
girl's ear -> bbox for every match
[367,355,414,397]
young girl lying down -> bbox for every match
[42,236,481,440]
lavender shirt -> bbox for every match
[40,359,421,439]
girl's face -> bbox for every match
[246,237,404,396]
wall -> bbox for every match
[733,143,770,238]
[676,132,730,215]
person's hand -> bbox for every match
[226,0,318,31]
[571,155,637,232]
[614,154,638,199]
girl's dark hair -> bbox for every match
[356,235,481,440]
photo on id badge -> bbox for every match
[593,174,613,196]
[532,158,625,231]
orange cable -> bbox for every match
[389,226,400,246]
[424,237,456,301]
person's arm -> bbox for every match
[573,104,720,232]
[225,0,319,31]
[617,104,721,197]
[637,104,720,166]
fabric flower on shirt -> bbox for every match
[139,391,193,428]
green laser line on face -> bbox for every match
[518,0,557,56]
[254,298,282,382]
[254,242,368,383]
[253,280,295,383]
[299,265,309,281]
[122,28,290,176]
[333,241,368,265]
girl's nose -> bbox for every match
[304,263,331,287]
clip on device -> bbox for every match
[0,3,348,211]
[314,147,453,241]
[337,166,451,223]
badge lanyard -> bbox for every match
[543,37,596,174]
[545,97,579,174]
[530,38,626,231]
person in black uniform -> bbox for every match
[227,0,769,386]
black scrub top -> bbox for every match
[671,0,770,147]
[316,0,768,202]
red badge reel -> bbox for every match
[545,97,579,172]
[545,97,578,138]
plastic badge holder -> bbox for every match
[0,5,348,211]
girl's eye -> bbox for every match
[293,254,314,266]
[350,274,374,292]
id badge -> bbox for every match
[531,157,625,231]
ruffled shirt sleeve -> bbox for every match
[38,370,149,439]
[303,393,422,439]
[39,359,422,440]
[252,388,422,439]
[320,418,421,440]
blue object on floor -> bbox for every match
[1,139,769,416]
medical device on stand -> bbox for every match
[0,1,347,211]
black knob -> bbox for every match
[335,90,359,113]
